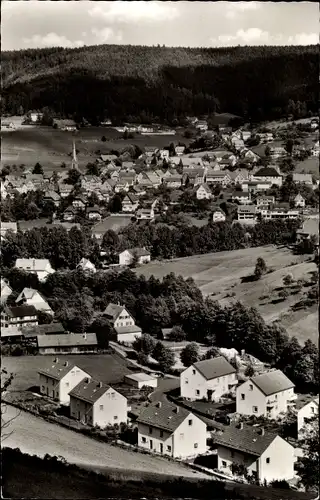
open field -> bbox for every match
[1,126,188,171]
[2,353,133,392]
[138,245,318,344]
[295,157,319,178]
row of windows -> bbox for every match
[221,457,270,468]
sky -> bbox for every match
[2,1,319,51]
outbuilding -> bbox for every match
[125,372,158,389]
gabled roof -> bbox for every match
[44,191,61,201]
[238,205,256,214]
[69,378,117,404]
[123,193,138,204]
[16,287,44,302]
[15,258,53,272]
[115,325,142,335]
[137,401,193,433]
[213,424,279,457]
[4,304,37,318]
[122,247,150,257]
[104,302,127,320]
[37,333,97,349]
[38,358,84,380]
[251,369,295,396]
[193,356,236,380]
[196,183,211,194]
[254,167,281,177]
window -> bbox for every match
[196,390,200,396]
[114,416,118,420]
[311,407,315,414]
[185,379,188,384]
[180,433,184,439]
[188,419,193,426]
[149,427,153,434]
[222,461,227,468]
[167,445,172,452]
[111,393,115,399]
[99,405,104,411]
[66,382,69,387]
[192,369,196,375]
[266,458,270,464]
[249,384,253,391]
[160,430,164,438]
[275,394,277,400]
[142,437,146,443]
[241,394,245,400]
[194,443,198,449]
[253,406,258,413]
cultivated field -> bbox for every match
[138,245,318,344]
[1,126,188,171]
[2,353,133,392]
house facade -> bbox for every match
[38,358,91,405]
[37,333,98,355]
[195,183,212,200]
[236,369,296,419]
[180,357,237,401]
[250,168,283,187]
[212,210,226,223]
[1,305,38,330]
[103,302,142,344]
[118,248,151,266]
[237,205,257,222]
[0,279,13,304]
[214,424,295,483]
[70,379,128,427]
[297,397,319,439]
[137,402,207,459]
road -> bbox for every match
[2,405,209,480]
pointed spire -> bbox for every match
[71,140,78,170]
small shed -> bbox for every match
[124,372,158,389]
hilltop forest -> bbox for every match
[2,44,318,125]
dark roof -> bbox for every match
[137,401,193,433]
[251,370,295,396]
[213,424,278,457]
[5,305,37,318]
[38,358,86,381]
[23,322,65,336]
[295,395,319,411]
[255,167,281,177]
[115,325,142,334]
[37,333,97,349]
[193,356,236,380]
[124,247,150,257]
[69,378,116,404]
[104,302,126,320]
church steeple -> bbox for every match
[71,140,78,170]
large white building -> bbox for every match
[69,378,128,427]
[214,423,295,483]
[15,258,55,282]
[38,358,91,405]
[1,305,38,330]
[296,396,319,439]
[118,248,151,266]
[137,401,207,459]
[236,369,296,419]
[15,287,53,314]
[103,302,142,344]
[180,356,238,401]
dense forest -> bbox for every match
[2,44,318,124]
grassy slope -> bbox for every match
[138,246,318,343]
[2,353,133,392]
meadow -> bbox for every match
[2,352,133,392]
[138,245,318,344]
[1,125,188,171]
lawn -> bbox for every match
[138,245,317,343]
[3,353,134,392]
[295,157,319,178]
[1,126,188,171]
[92,215,133,235]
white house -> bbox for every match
[250,167,283,187]
[15,287,53,314]
[1,279,12,304]
[15,258,55,282]
[38,358,91,405]
[195,183,212,200]
[292,173,313,186]
[118,248,151,266]
[122,193,139,213]
[124,372,158,389]
[232,191,251,205]
[1,305,38,330]
[69,378,128,427]
[296,396,319,439]
[180,356,237,401]
[237,205,257,223]
[0,222,18,239]
[212,210,226,223]
[214,423,295,483]
[236,369,296,419]
[137,401,207,459]
[293,193,306,208]
[77,258,96,273]
[103,302,142,344]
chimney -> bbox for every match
[173,407,179,413]
[54,357,58,363]
[156,402,162,408]
[64,361,68,367]
[260,427,265,436]
[238,422,243,430]
[85,378,90,384]
[98,381,103,388]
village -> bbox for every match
[1,113,319,494]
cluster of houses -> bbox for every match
[35,353,318,484]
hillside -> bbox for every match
[2,44,318,124]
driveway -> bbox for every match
[2,405,209,480]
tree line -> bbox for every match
[2,44,317,124]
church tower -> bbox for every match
[71,140,79,170]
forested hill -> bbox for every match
[2,44,318,124]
